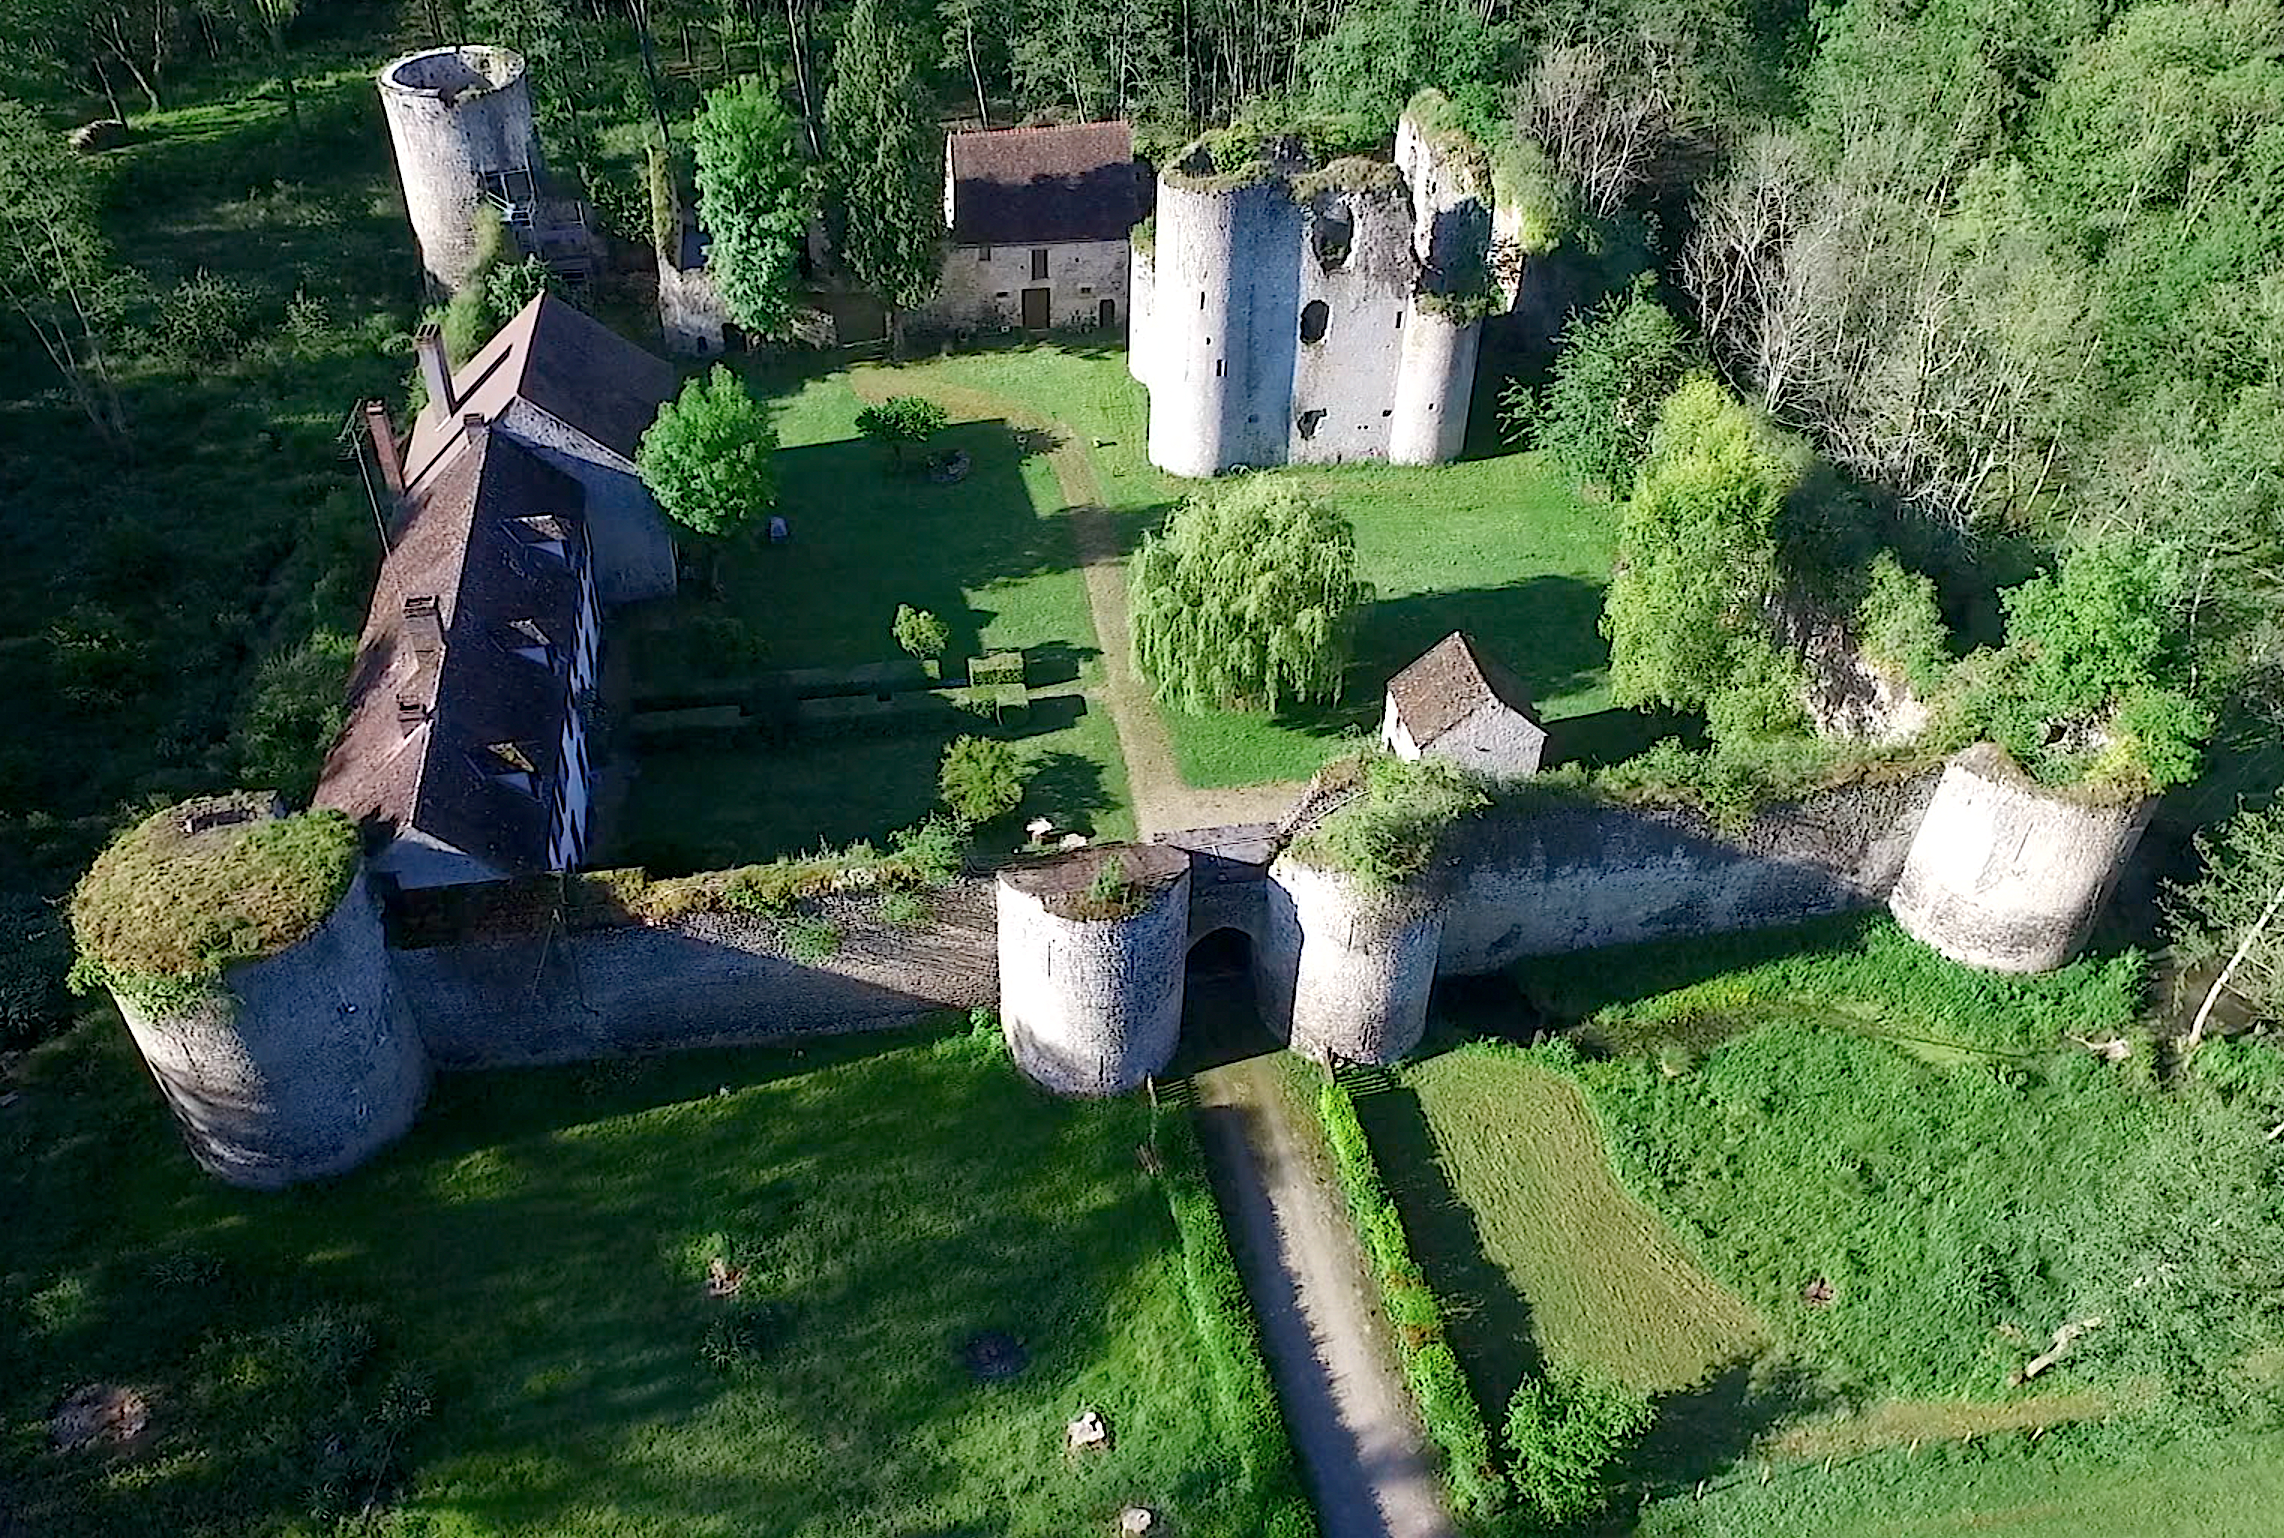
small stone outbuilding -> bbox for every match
[1380,632,1546,778]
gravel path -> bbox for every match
[1193,1053,1459,1538]
[847,371,1305,836]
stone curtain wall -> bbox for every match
[114,872,430,1190]
[393,880,997,1068]
[1433,774,1941,974]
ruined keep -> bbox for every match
[1130,104,1509,475]
[91,799,429,1190]
[378,46,546,293]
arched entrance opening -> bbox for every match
[1175,926,1276,1074]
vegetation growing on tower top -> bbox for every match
[67,800,360,1008]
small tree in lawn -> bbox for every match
[637,364,779,588]
[939,735,1025,822]
[892,604,950,673]
[1129,477,1371,714]
[1504,1367,1653,1527]
[856,395,949,470]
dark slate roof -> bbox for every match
[1385,632,1544,744]
[947,121,1143,245]
[405,292,676,485]
[316,426,587,876]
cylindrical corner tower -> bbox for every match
[1144,156,1303,477]
[1258,857,1443,1065]
[116,869,429,1189]
[1889,744,2154,973]
[377,45,540,294]
[1388,306,1480,465]
[997,845,1193,1095]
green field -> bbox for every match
[1,1020,1297,1537]
[837,341,1624,791]
[1360,916,2284,1531]
[617,364,1135,869]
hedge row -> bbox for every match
[1155,1111,1320,1538]
[1316,1079,1509,1521]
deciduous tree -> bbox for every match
[637,365,779,556]
[0,99,129,444]
[693,77,814,337]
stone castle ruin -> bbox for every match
[96,743,2151,1184]
[1131,105,1521,475]
[378,46,598,294]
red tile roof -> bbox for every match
[947,121,1143,245]
[1385,632,1543,744]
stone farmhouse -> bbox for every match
[1380,631,1547,778]
[918,120,1146,335]
[319,292,677,889]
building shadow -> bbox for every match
[1169,928,1279,1076]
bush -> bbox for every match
[484,255,562,324]
[782,916,841,962]
[237,629,355,806]
[1855,551,1953,694]
[877,891,929,927]
[892,603,950,661]
[1070,854,1151,920]
[1317,1081,1506,1517]
[1517,274,1690,494]
[158,270,259,361]
[855,395,949,467]
[1504,1367,1653,1526]
[1290,753,1490,887]
[938,735,1026,823]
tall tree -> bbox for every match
[692,77,815,336]
[824,0,945,347]
[0,99,129,444]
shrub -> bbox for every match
[237,629,355,806]
[1070,855,1151,920]
[159,270,258,361]
[1855,551,1953,694]
[700,1303,787,1375]
[892,603,950,661]
[782,916,841,963]
[68,803,361,1009]
[1517,274,1690,493]
[1317,1081,1506,1516]
[938,735,1026,823]
[1504,1367,1653,1526]
[877,891,929,927]
[1290,754,1490,887]
[889,816,969,886]
[484,255,561,323]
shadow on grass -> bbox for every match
[1357,1081,1546,1415]
[1620,1360,1828,1509]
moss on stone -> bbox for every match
[68,797,360,1006]
[1291,156,1406,202]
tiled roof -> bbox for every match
[947,121,1144,245]
[315,426,586,875]
[404,292,676,485]
[1385,632,1543,744]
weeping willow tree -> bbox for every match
[1129,479,1371,713]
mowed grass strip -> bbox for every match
[1376,1044,1765,1403]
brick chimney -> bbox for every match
[363,399,405,498]
[462,411,486,445]
[415,323,454,416]
[403,593,444,663]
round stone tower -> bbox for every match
[1258,856,1443,1064]
[377,45,540,293]
[1388,308,1480,465]
[996,844,1193,1095]
[78,797,428,1189]
[1888,743,2154,973]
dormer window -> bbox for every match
[503,515,572,564]
[475,741,545,797]
[495,617,559,670]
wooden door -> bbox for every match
[1020,287,1051,330]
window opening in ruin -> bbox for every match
[1215,358,1225,378]
[978,246,992,261]
[1099,297,1117,328]
[1299,300,1330,344]
[1199,291,1206,310]
[1297,408,1326,440]
[1395,309,1403,329]
[1031,248,1049,280]
[1312,203,1354,271]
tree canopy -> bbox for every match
[692,77,814,337]
[636,364,780,542]
[825,0,945,323]
[1130,478,1372,714]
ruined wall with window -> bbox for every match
[919,239,1132,335]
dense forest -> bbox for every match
[2,0,2281,1043]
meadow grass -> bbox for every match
[617,364,1134,867]
[1,1018,1301,1537]
[1371,1045,1767,1408]
[854,341,1621,790]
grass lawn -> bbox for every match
[1354,916,2284,1529]
[2,1020,1295,1537]
[847,341,1624,790]
[616,363,1134,868]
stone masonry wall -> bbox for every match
[920,239,1131,333]
[392,880,997,1068]
[996,853,1191,1095]
[377,47,540,293]
[114,872,429,1190]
